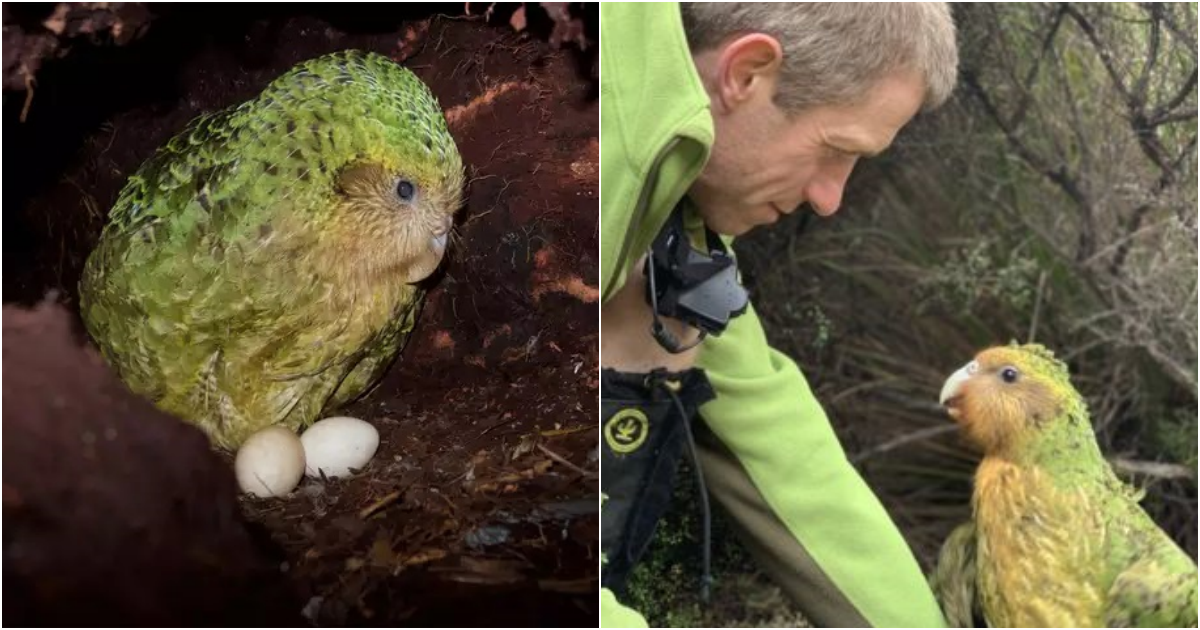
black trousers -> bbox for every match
[599,367,714,594]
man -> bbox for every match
[599,3,959,628]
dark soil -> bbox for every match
[3,4,598,626]
[3,300,299,627]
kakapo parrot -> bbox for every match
[930,343,1198,627]
[79,51,465,451]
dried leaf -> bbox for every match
[403,548,448,566]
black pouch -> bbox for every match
[600,367,715,595]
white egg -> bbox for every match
[300,416,379,479]
[235,426,306,498]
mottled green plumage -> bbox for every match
[80,51,464,450]
[932,343,1198,627]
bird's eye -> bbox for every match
[1000,367,1019,383]
[396,180,416,202]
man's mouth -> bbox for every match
[770,201,806,218]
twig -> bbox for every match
[536,443,596,479]
[1009,4,1068,129]
[1027,269,1048,343]
[479,413,519,436]
[851,425,960,465]
[20,71,35,123]
[462,208,494,227]
[358,490,403,519]
[540,424,595,438]
[1110,457,1196,481]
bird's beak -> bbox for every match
[939,360,977,419]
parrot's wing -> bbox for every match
[327,295,422,409]
[190,359,344,449]
[105,110,242,236]
[1103,553,1199,627]
[930,521,984,628]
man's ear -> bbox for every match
[713,33,783,113]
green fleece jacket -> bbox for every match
[600,3,947,628]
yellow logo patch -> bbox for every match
[604,408,649,454]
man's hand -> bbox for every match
[601,256,702,373]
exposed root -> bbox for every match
[357,490,403,520]
[20,71,36,123]
[444,80,531,129]
[532,276,599,304]
[536,443,596,479]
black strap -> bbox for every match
[647,248,708,354]
[643,203,746,353]
[653,374,714,603]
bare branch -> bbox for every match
[1065,4,1133,104]
[1171,133,1198,178]
[1010,5,1068,129]
[851,425,960,465]
[1110,457,1197,482]
[963,70,1097,261]
[1150,68,1197,126]
[1150,106,1198,127]
[1132,3,1163,104]
[1154,2,1198,59]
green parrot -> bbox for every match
[79,51,465,451]
[930,343,1198,627]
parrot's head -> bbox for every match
[938,343,1089,456]
[331,150,464,284]
[263,51,466,285]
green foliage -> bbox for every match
[917,239,1042,318]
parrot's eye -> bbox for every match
[396,180,416,202]
[1000,367,1019,383]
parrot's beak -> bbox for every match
[429,216,452,257]
[939,360,977,420]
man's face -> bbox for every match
[689,69,927,236]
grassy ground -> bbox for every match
[624,462,812,628]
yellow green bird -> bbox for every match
[79,51,464,450]
[930,343,1197,627]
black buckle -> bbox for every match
[643,204,749,353]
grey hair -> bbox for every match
[680,2,959,112]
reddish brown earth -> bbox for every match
[3,5,598,626]
[3,300,300,627]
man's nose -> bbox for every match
[807,160,856,216]
[806,181,845,217]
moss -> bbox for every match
[624,461,812,627]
